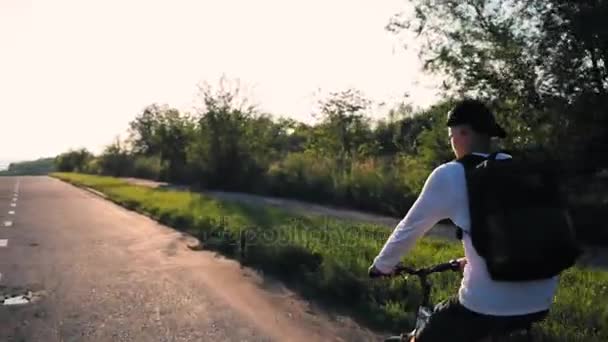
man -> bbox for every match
[369,99,556,341]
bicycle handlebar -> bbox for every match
[368,259,462,279]
[392,259,461,277]
[369,259,462,309]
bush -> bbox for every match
[132,155,162,180]
[266,153,417,217]
[84,158,101,174]
[344,158,415,216]
[266,152,336,203]
[98,141,133,177]
[55,148,94,172]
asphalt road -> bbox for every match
[0,177,378,342]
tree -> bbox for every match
[188,76,262,190]
[387,1,549,145]
[537,1,608,170]
[98,138,132,177]
[310,89,377,162]
[128,103,166,156]
[374,101,438,156]
[128,104,196,181]
[1,158,56,176]
[55,148,94,172]
[387,0,608,171]
[155,109,195,181]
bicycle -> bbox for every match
[373,259,536,342]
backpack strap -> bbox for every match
[454,154,488,240]
[456,153,489,169]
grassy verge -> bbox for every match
[52,172,608,342]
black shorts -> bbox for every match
[414,296,549,342]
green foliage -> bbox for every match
[97,139,133,177]
[55,148,94,172]
[84,158,101,175]
[0,158,55,176]
[266,152,416,216]
[311,89,377,160]
[185,78,269,191]
[54,79,607,241]
[266,151,336,202]
[52,172,608,341]
[128,103,196,182]
[386,0,608,171]
[374,102,429,156]
[132,155,162,180]
[128,103,166,156]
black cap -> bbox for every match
[446,99,507,138]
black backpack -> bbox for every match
[456,152,582,281]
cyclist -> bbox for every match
[369,99,554,342]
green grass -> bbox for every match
[52,172,608,341]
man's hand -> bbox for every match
[457,257,467,272]
[368,264,392,278]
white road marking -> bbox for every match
[3,295,29,305]
[10,203,16,207]
[4,221,13,227]
[0,239,7,247]
[8,211,15,215]
[0,272,2,283]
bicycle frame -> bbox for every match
[381,259,535,342]
[385,260,461,341]
[411,273,434,334]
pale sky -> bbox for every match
[1,0,443,161]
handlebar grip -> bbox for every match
[370,259,461,279]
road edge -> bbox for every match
[84,187,107,199]
[51,176,211,250]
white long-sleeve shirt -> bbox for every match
[373,152,559,316]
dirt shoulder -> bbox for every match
[121,177,457,239]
